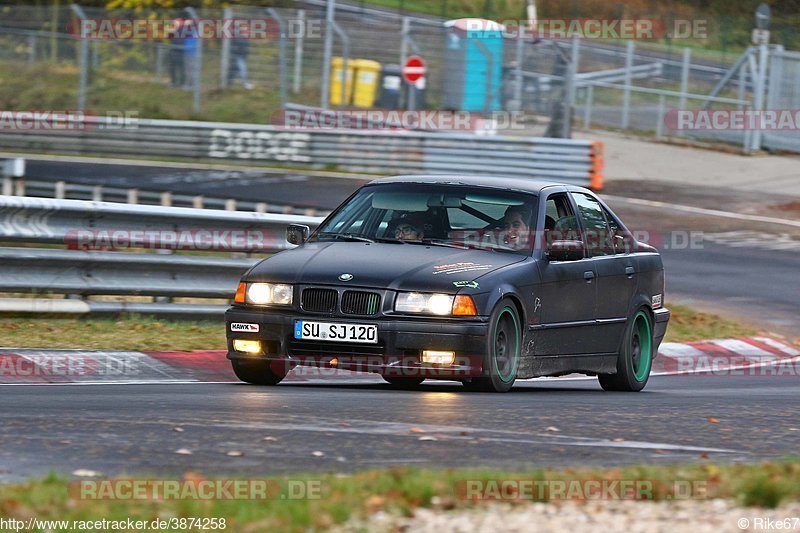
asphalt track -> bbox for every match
[23,158,369,210]
[22,157,800,334]
[1,374,798,482]
[4,157,798,482]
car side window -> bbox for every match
[571,193,614,257]
[601,205,629,255]
[544,194,580,242]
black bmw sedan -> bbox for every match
[225,175,670,392]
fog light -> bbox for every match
[422,350,456,365]
[233,339,262,355]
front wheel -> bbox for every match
[598,309,653,392]
[462,298,521,393]
[231,360,287,385]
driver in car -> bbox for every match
[502,205,532,250]
[393,215,425,241]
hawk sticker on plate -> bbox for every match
[453,280,479,289]
[230,322,259,333]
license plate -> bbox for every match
[294,321,378,344]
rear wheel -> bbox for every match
[231,360,287,385]
[462,299,521,393]
[382,376,425,388]
[598,309,653,392]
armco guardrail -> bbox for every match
[0,116,604,189]
[0,196,324,317]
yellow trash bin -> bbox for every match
[351,59,381,108]
[329,56,353,106]
[329,58,381,108]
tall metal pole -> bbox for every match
[293,9,305,94]
[71,4,89,112]
[220,7,232,88]
[561,37,579,139]
[320,0,336,109]
[620,40,634,129]
[268,8,288,109]
[750,41,768,151]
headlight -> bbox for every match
[235,282,293,306]
[395,292,454,315]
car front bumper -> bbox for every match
[225,306,489,379]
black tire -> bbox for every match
[598,308,654,392]
[231,360,286,385]
[462,298,521,393]
[382,376,425,388]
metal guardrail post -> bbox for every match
[220,7,232,88]
[293,9,305,94]
[28,34,36,64]
[678,47,691,137]
[656,95,665,139]
[330,20,350,109]
[583,84,593,129]
[737,64,746,110]
[400,17,422,111]
[155,43,164,80]
[267,8,288,109]
[750,42,769,152]
[512,32,524,111]
[320,0,336,109]
[621,40,634,129]
[562,37,580,139]
[70,4,89,111]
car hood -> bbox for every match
[245,241,525,292]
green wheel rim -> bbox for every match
[631,311,652,382]
[494,307,520,383]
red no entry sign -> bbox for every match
[402,56,426,83]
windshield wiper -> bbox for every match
[317,232,375,243]
[418,238,468,250]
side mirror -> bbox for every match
[286,224,310,245]
[546,240,585,261]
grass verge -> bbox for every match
[0,303,760,351]
[0,316,225,351]
[1,461,799,532]
[664,304,759,342]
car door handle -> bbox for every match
[625,266,635,278]
[583,270,595,282]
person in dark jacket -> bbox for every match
[168,18,185,87]
[228,23,253,89]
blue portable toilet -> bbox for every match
[442,18,504,112]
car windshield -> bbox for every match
[313,183,537,254]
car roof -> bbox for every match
[366,174,589,194]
